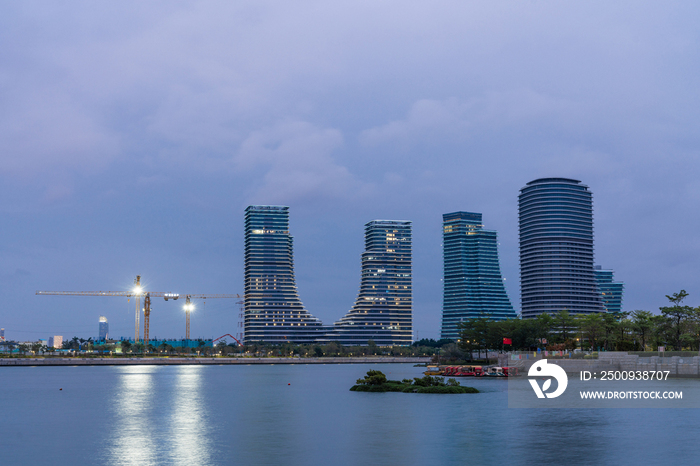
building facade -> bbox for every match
[48,335,63,349]
[519,178,605,318]
[440,212,517,341]
[0,328,4,341]
[243,206,325,343]
[595,266,624,314]
[331,220,413,346]
[99,316,109,341]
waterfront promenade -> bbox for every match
[499,352,700,377]
[0,356,431,366]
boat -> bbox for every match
[485,366,505,377]
[423,365,443,376]
[441,365,484,377]
[484,366,519,377]
[458,365,484,377]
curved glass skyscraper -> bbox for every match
[244,206,325,343]
[440,212,517,341]
[332,220,412,346]
[519,178,605,318]
[595,265,624,314]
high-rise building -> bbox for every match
[519,178,605,318]
[331,220,413,346]
[595,266,624,314]
[48,335,63,349]
[244,206,325,343]
[99,316,109,341]
[0,328,4,341]
[440,212,517,341]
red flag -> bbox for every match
[503,338,512,345]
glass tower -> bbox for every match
[98,316,109,341]
[244,206,324,343]
[332,220,412,346]
[595,266,624,314]
[519,178,605,318]
[440,212,517,341]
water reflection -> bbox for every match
[109,366,159,466]
[168,366,212,465]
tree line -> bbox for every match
[458,290,700,353]
[0,337,443,358]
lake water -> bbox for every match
[1,363,699,465]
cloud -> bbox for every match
[235,120,371,203]
[359,99,470,148]
[359,91,575,150]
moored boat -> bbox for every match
[423,365,443,376]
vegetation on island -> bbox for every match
[350,370,479,394]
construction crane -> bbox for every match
[36,275,243,349]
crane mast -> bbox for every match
[184,296,193,340]
[134,275,141,343]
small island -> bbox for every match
[350,370,479,394]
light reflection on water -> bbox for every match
[108,366,212,466]
[109,366,159,466]
[169,366,212,464]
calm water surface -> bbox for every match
[1,363,699,465]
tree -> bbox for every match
[631,311,653,350]
[660,290,695,350]
[458,317,491,359]
[534,314,554,348]
[440,343,466,363]
[601,313,619,350]
[609,311,632,350]
[552,310,577,343]
[62,337,80,351]
[578,314,604,350]
[355,370,387,386]
[121,340,132,354]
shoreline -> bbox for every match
[0,356,431,367]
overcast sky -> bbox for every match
[2,1,699,342]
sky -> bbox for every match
[2,1,700,342]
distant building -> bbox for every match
[99,316,109,341]
[440,212,517,341]
[332,220,413,346]
[243,206,325,343]
[595,266,624,314]
[519,178,605,318]
[48,336,63,349]
[0,328,4,341]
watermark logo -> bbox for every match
[528,359,568,398]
